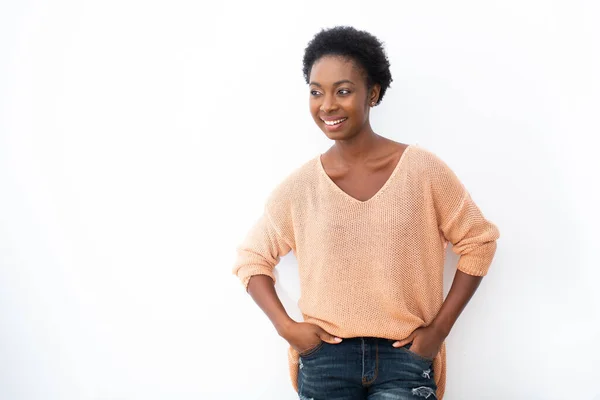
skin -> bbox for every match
[248,55,484,360]
[309,56,407,202]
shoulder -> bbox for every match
[265,156,319,211]
[405,145,465,189]
[401,144,451,176]
[406,144,448,166]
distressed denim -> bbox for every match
[297,337,437,400]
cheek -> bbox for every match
[309,101,320,118]
[343,100,365,119]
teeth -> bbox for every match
[323,118,347,126]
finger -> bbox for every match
[393,333,415,348]
[317,329,343,344]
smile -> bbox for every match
[322,118,348,126]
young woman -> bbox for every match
[233,26,500,400]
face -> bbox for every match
[308,56,380,140]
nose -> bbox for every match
[320,93,337,113]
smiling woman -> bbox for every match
[304,26,391,144]
[309,61,367,137]
[232,26,500,400]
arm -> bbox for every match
[234,213,343,352]
[247,275,343,352]
[430,269,482,337]
[247,274,294,335]
[392,269,484,357]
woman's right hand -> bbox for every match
[279,321,343,354]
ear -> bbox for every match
[369,84,381,105]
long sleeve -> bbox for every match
[428,152,500,276]
[232,169,298,290]
[233,210,293,290]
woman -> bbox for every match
[233,26,500,400]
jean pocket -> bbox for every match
[299,341,325,358]
[402,344,433,363]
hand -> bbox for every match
[392,325,446,360]
[279,321,342,354]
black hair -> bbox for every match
[302,26,393,105]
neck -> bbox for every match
[332,122,382,164]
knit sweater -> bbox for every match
[232,144,500,399]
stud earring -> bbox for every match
[371,102,376,106]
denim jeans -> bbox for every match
[297,337,437,400]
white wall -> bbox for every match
[1,1,599,399]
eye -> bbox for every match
[338,89,351,95]
[310,90,321,96]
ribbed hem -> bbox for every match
[456,252,493,276]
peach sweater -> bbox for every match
[232,144,500,399]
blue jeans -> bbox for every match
[297,337,437,400]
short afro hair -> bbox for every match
[302,26,393,105]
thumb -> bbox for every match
[392,332,415,348]
[317,329,343,344]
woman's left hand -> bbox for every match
[392,325,447,360]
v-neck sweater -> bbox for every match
[233,144,500,399]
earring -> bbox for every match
[371,102,376,106]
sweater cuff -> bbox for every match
[456,241,497,276]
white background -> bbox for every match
[1,1,599,399]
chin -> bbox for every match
[323,128,358,141]
[321,129,345,140]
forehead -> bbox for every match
[309,55,367,85]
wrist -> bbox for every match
[275,318,296,338]
[429,319,451,338]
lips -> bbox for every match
[321,117,348,126]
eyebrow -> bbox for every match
[309,79,355,87]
